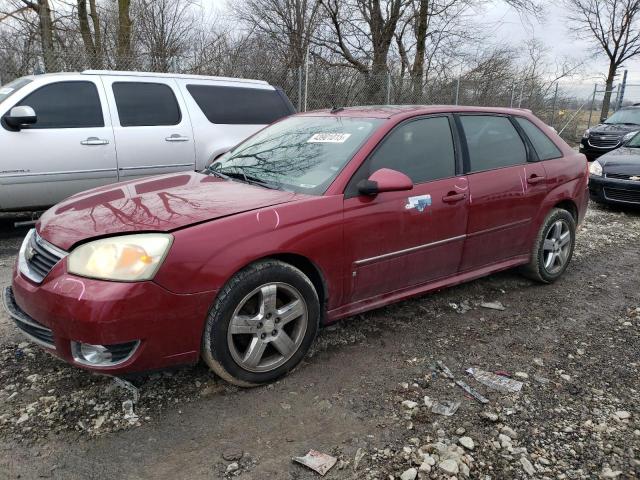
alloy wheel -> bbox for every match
[542,219,572,274]
[227,282,308,373]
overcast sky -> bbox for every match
[203,0,640,99]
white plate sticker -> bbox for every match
[0,87,14,95]
[307,133,351,143]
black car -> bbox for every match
[589,133,640,206]
[580,106,640,161]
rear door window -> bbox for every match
[112,82,181,127]
[459,115,527,172]
[16,81,103,129]
[186,85,291,124]
[515,117,562,160]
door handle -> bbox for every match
[165,134,190,142]
[80,137,109,146]
[442,193,466,203]
[527,175,546,185]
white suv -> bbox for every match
[0,70,295,211]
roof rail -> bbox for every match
[80,70,269,86]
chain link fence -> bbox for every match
[0,48,594,145]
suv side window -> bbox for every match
[186,85,292,124]
[460,115,527,172]
[112,82,181,127]
[347,116,456,195]
[515,117,562,160]
[16,81,104,129]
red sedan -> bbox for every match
[3,106,588,386]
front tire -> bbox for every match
[202,260,320,387]
[521,208,576,283]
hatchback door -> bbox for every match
[101,76,195,179]
[0,78,117,210]
[457,114,548,271]
[343,115,469,303]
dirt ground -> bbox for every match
[0,203,638,480]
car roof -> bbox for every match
[18,70,270,87]
[298,105,534,119]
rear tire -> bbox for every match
[201,260,320,387]
[520,208,576,284]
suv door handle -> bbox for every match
[80,137,109,146]
[165,134,190,142]
[442,193,466,203]
[527,175,546,185]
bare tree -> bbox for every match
[116,0,131,68]
[77,0,102,68]
[565,0,640,120]
[233,0,322,69]
[135,0,200,72]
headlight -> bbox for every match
[623,130,639,142]
[589,160,603,176]
[67,233,173,281]
[582,128,590,139]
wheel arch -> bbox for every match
[553,199,578,222]
[227,252,329,324]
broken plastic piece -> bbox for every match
[466,368,523,393]
[293,450,337,476]
[480,301,505,311]
[110,376,140,403]
[431,400,460,416]
[455,379,489,404]
[436,361,489,404]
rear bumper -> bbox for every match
[5,266,217,374]
[589,175,640,206]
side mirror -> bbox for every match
[4,105,37,130]
[357,168,413,196]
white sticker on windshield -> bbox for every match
[307,133,352,143]
[0,87,14,95]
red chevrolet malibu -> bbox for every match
[3,106,588,386]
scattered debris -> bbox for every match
[121,400,138,425]
[110,377,140,404]
[436,361,489,404]
[480,301,505,311]
[431,400,460,416]
[353,447,366,471]
[292,450,337,476]
[466,368,523,393]
[401,400,418,409]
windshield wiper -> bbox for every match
[212,165,281,190]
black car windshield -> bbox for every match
[626,132,640,147]
[0,78,32,104]
[604,109,640,125]
[208,115,383,194]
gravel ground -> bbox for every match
[0,203,638,480]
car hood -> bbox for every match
[37,172,306,250]
[599,147,640,175]
[590,123,640,135]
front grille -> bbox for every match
[604,187,640,204]
[588,134,621,149]
[2,287,55,349]
[606,172,640,181]
[19,229,67,283]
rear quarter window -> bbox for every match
[186,84,292,125]
[515,117,562,160]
